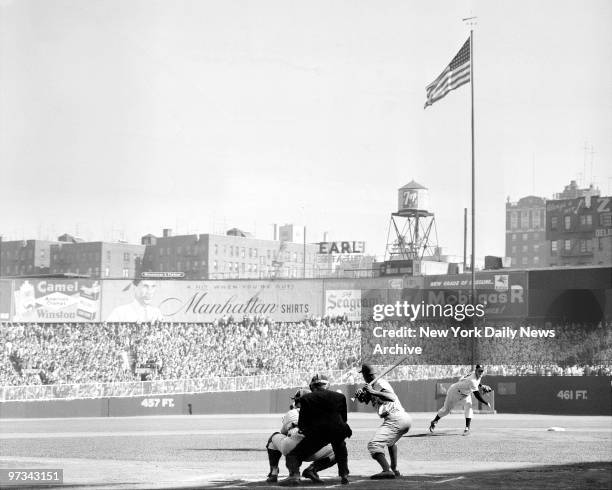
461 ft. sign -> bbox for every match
[556,390,588,400]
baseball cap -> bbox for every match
[291,388,310,400]
[359,363,376,376]
[309,374,329,387]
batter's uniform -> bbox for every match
[437,372,482,419]
[267,408,334,461]
[367,379,412,455]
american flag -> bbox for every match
[424,38,470,108]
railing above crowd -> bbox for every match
[2,362,611,402]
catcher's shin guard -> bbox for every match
[267,448,282,468]
[266,432,282,469]
[311,456,335,472]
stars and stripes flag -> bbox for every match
[424,38,470,109]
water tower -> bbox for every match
[384,180,439,263]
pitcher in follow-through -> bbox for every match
[429,364,493,436]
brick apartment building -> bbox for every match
[505,196,550,267]
[49,236,145,278]
[141,228,320,280]
[546,195,612,266]
[0,239,58,276]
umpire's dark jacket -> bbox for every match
[297,389,352,439]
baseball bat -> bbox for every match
[351,355,410,401]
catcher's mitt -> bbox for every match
[480,384,493,394]
[354,387,373,404]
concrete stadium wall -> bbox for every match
[1,377,610,418]
[488,375,611,415]
[0,398,109,418]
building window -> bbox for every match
[521,257,528,265]
[511,212,518,229]
[564,239,571,251]
[533,232,539,240]
[532,210,541,228]
[214,260,218,271]
[533,256,539,264]
[521,211,529,229]
[214,244,218,255]
[522,245,528,252]
[106,251,111,261]
[586,239,593,252]
[104,267,110,277]
[253,249,258,258]
[511,234,517,241]
[600,213,612,227]
[580,240,587,252]
[550,216,558,230]
[564,215,571,230]
[241,248,245,258]
[122,268,129,278]
[123,252,130,261]
[522,233,528,241]
[551,241,558,253]
[533,244,539,252]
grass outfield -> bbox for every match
[0,413,610,489]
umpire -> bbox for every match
[279,374,352,486]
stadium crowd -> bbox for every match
[1,318,611,390]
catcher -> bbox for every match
[356,363,412,479]
[429,364,492,435]
[265,388,335,483]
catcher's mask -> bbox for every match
[291,388,310,401]
[309,374,329,389]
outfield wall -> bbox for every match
[1,376,610,418]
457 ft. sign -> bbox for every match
[141,398,175,408]
[556,390,588,400]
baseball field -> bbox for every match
[0,412,610,489]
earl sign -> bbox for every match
[318,241,365,254]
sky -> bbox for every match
[1,0,611,260]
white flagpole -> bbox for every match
[470,28,475,306]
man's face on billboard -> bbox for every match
[135,281,157,305]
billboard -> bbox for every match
[101,279,324,322]
[323,276,423,321]
[0,280,11,321]
[11,279,101,322]
[421,271,528,318]
[528,267,611,322]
